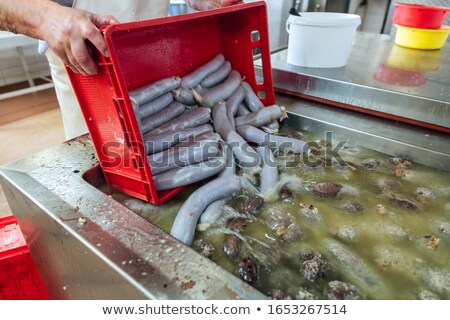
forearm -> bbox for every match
[185,0,243,11]
[0,0,60,39]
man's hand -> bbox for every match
[185,0,244,11]
[40,5,118,75]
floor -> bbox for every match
[0,88,65,218]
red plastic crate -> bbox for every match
[66,2,274,205]
[0,216,49,300]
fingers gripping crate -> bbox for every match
[67,2,274,205]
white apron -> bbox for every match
[72,0,170,22]
[48,0,170,139]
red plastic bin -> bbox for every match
[393,3,450,29]
[67,2,274,205]
[0,216,49,300]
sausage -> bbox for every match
[153,157,227,191]
[141,101,185,134]
[212,102,261,167]
[170,173,241,245]
[147,107,211,136]
[138,92,173,119]
[234,105,287,128]
[129,76,181,107]
[200,61,232,88]
[236,125,308,154]
[192,70,242,108]
[181,54,225,89]
[143,123,213,154]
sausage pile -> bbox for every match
[128,54,308,245]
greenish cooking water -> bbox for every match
[101,127,450,300]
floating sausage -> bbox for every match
[170,173,241,245]
[256,146,278,198]
[198,198,227,229]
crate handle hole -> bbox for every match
[252,47,261,56]
[257,90,266,99]
[251,30,260,42]
[256,70,264,85]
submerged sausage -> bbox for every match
[170,173,241,245]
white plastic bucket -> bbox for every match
[286,13,361,68]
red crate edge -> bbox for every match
[0,216,49,300]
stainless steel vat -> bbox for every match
[1,95,448,299]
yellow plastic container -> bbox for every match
[395,24,450,50]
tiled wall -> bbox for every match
[0,35,50,87]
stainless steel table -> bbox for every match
[256,32,450,131]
